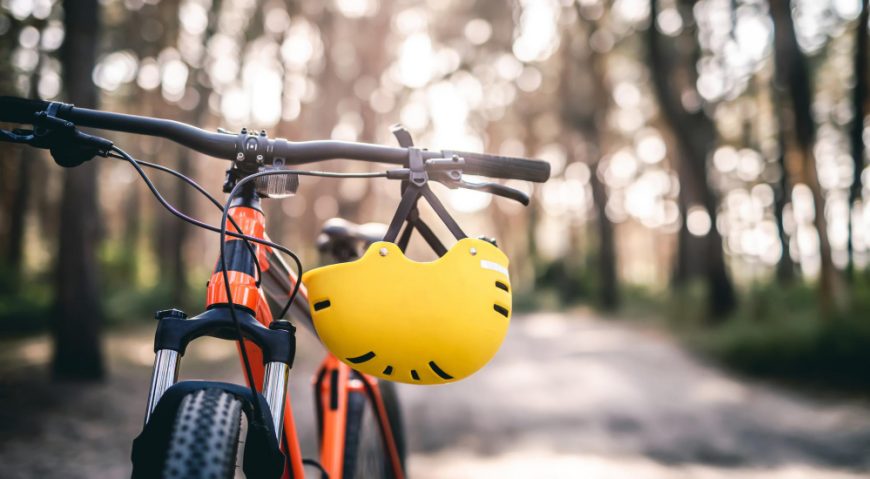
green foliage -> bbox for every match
[0,238,209,336]
[683,282,870,392]
[583,278,870,393]
[0,267,52,336]
[103,281,174,324]
[527,252,614,310]
[99,238,206,324]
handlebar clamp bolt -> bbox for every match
[235,152,244,161]
[155,308,188,320]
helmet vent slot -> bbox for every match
[428,361,454,380]
[495,281,509,292]
[410,370,420,381]
[383,365,393,375]
[313,300,332,311]
[346,351,376,364]
[493,304,509,317]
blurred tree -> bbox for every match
[5,45,42,279]
[0,19,18,231]
[772,81,796,282]
[0,14,47,284]
[563,8,618,310]
[770,0,841,315]
[169,0,224,306]
[848,0,869,280]
[52,0,105,380]
[648,0,736,318]
[160,0,192,307]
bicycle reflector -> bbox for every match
[302,238,511,385]
[255,164,299,198]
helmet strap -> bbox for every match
[397,208,447,256]
[383,181,466,256]
[383,127,467,255]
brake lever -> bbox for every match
[453,177,530,206]
[1,111,114,167]
[0,128,36,145]
[385,158,531,206]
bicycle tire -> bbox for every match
[342,379,406,479]
[161,388,243,479]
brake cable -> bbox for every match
[108,152,265,287]
[219,168,389,320]
[111,146,308,421]
[108,148,305,285]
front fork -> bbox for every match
[144,356,290,440]
[262,360,290,438]
[143,308,296,443]
[144,349,179,425]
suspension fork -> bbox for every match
[145,192,305,479]
[142,307,296,433]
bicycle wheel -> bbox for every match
[342,379,406,479]
[161,388,244,479]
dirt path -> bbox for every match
[0,310,868,478]
[402,311,870,478]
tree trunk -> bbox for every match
[52,0,105,380]
[6,145,34,278]
[5,51,44,279]
[647,0,737,318]
[569,16,620,310]
[167,0,224,307]
[772,77,797,282]
[589,159,619,309]
[848,0,869,280]
[770,0,841,315]
[169,153,191,306]
[122,172,141,280]
[774,132,796,282]
[672,158,709,284]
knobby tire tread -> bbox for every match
[162,388,243,479]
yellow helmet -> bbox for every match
[301,237,511,385]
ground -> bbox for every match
[0,310,868,478]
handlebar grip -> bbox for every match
[0,96,53,124]
[442,150,551,183]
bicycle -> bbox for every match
[0,96,550,478]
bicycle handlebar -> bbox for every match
[0,96,550,183]
[0,96,51,123]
